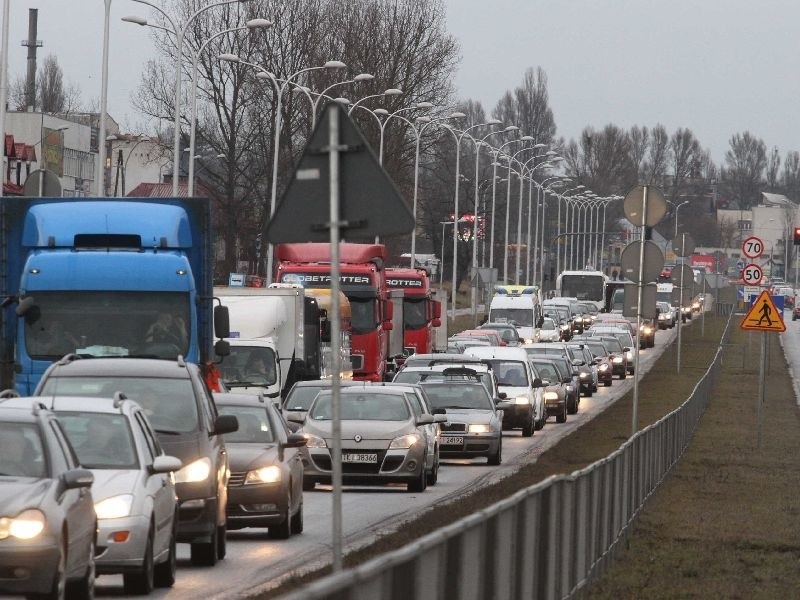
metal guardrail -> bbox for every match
[278,313,733,600]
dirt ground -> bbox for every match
[259,310,757,598]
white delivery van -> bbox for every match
[488,290,542,344]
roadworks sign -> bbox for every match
[740,290,786,332]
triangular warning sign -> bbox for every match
[265,102,414,244]
[740,290,786,332]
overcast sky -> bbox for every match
[5,0,799,164]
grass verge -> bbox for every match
[253,312,732,599]
[587,323,800,599]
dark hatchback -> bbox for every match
[36,355,238,566]
[0,403,96,599]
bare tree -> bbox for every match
[723,131,766,210]
[492,67,556,146]
[8,55,82,114]
[628,125,649,179]
[641,124,669,185]
[765,146,781,190]
[781,151,800,202]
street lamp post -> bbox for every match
[125,0,249,196]
[311,73,374,128]
[673,200,690,238]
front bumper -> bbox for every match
[0,537,61,595]
[501,403,532,428]
[226,480,289,529]
[438,432,500,459]
[304,444,426,486]
[176,495,218,544]
[95,514,150,574]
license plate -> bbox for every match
[342,453,377,463]
[440,436,464,446]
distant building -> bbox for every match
[107,134,171,197]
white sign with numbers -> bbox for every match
[742,236,764,259]
[741,263,763,285]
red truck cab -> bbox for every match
[275,243,392,382]
[385,268,441,355]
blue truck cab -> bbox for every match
[1,197,229,394]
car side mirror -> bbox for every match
[383,320,394,331]
[433,414,447,423]
[563,377,571,384]
[214,339,230,357]
[151,455,182,474]
[279,433,307,461]
[497,392,507,400]
[416,414,434,426]
[213,414,239,435]
[61,468,94,491]
[214,304,230,339]
[532,377,543,388]
[623,346,631,352]
[432,318,441,328]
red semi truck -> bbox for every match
[275,243,392,382]
[385,267,442,355]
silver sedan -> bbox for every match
[299,387,436,492]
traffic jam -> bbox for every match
[0,222,704,598]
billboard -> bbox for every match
[43,127,64,176]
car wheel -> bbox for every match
[216,524,227,560]
[619,371,626,380]
[604,378,612,387]
[522,413,534,437]
[407,463,427,493]
[591,383,598,392]
[487,442,502,466]
[302,477,316,491]
[124,525,154,594]
[584,386,593,397]
[290,500,304,534]
[153,520,177,588]
[426,451,440,486]
[66,536,95,600]
[556,403,567,423]
[190,525,218,566]
[568,397,578,415]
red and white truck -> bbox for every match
[275,243,393,382]
[385,267,442,355]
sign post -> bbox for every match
[265,103,413,572]
[740,290,785,448]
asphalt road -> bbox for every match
[94,323,683,599]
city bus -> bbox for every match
[555,270,609,311]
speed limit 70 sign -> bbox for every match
[741,263,763,285]
[742,236,764,259]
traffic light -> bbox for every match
[794,227,800,246]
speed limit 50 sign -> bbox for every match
[741,263,763,285]
[742,236,764,259]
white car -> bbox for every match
[3,394,182,594]
[463,346,545,434]
[536,317,561,342]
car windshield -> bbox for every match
[419,383,494,410]
[220,347,278,387]
[0,423,47,478]
[585,342,609,357]
[57,412,139,469]
[39,376,200,434]
[482,360,528,387]
[24,291,190,360]
[531,361,560,383]
[598,338,623,353]
[524,346,564,357]
[283,386,325,411]
[394,370,493,395]
[218,405,275,443]
[310,392,410,421]
[404,297,428,330]
[489,308,533,327]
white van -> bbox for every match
[463,346,545,435]
[488,291,542,344]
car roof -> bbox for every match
[213,392,271,407]
[463,346,529,360]
[0,404,39,423]
[403,353,484,364]
[1,395,138,415]
[43,356,194,378]
[288,379,368,389]
[321,386,407,397]
[400,362,491,372]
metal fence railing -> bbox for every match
[277,313,733,600]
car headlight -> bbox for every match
[524,338,535,344]
[468,424,491,433]
[245,465,282,484]
[95,494,134,520]
[598,363,609,371]
[544,391,559,401]
[560,324,569,331]
[389,433,420,449]
[0,509,46,540]
[626,351,633,361]
[579,372,589,378]
[612,356,623,364]
[658,314,666,320]
[303,433,327,449]
[175,457,212,484]
[643,327,653,334]
[514,395,530,404]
